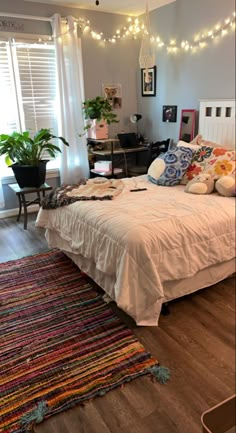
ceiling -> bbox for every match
[24,0,175,16]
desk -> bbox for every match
[9,183,52,229]
[92,146,147,156]
[89,139,148,177]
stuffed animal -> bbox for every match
[185,173,215,194]
[215,175,236,197]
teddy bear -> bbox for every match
[185,173,215,194]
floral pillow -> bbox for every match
[148,146,193,186]
[198,137,234,150]
[203,147,235,179]
[181,145,213,184]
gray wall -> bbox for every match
[137,0,235,142]
[0,0,139,136]
[0,0,139,211]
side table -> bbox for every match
[9,183,52,230]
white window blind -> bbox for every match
[15,42,57,134]
[0,38,59,177]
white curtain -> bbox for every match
[51,14,89,184]
[0,177,4,209]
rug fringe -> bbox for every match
[148,365,171,384]
[20,401,48,431]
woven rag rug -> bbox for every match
[0,250,170,433]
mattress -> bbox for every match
[36,176,236,325]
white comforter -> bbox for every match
[36,176,235,325]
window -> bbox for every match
[0,37,59,177]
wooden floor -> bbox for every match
[0,214,235,433]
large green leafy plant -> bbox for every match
[82,96,119,129]
[0,128,69,166]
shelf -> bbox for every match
[91,146,147,156]
[90,168,123,177]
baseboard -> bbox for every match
[0,205,39,219]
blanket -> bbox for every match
[41,178,124,209]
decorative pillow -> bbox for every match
[181,145,214,184]
[185,173,215,195]
[190,134,203,146]
[202,148,235,180]
[148,146,193,186]
[215,175,236,197]
[198,137,234,149]
[177,140,201,151]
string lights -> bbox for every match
[38,11,235,54]
[81,10,235,53]
[166,11,236,53]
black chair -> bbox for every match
[127,138,171,177]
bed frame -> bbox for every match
[199,99,235,149]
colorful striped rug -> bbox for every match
[0,250,169,433]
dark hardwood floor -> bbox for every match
[0,213,235,433]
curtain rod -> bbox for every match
[0,12,68,23]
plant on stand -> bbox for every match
[82,96,119,139]
[0,128,69,188]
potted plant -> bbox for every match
[0,128,69,188]
[82,96,119,139]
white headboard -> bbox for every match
[199,99,235,149]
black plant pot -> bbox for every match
[11,160,48,188]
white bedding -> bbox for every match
[36,176,235,325]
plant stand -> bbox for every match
[9,183,52,229]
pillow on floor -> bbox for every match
[148,146,193,186]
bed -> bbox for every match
[36,99,236,326]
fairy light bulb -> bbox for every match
[75,9,235,55]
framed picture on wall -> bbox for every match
[162,105,177,122]
[102,84,122,109]
[141,66,156,97]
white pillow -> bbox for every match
[215,175,236,197]
[177,140,200,151]
[148,147,193,186]
[148,158,165,180]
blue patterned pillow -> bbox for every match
[148,146,193,186]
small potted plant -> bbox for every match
[82,96,119,139]
[0,128,69,188]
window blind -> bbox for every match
[14,42,57,135]
[0,38,59,176]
